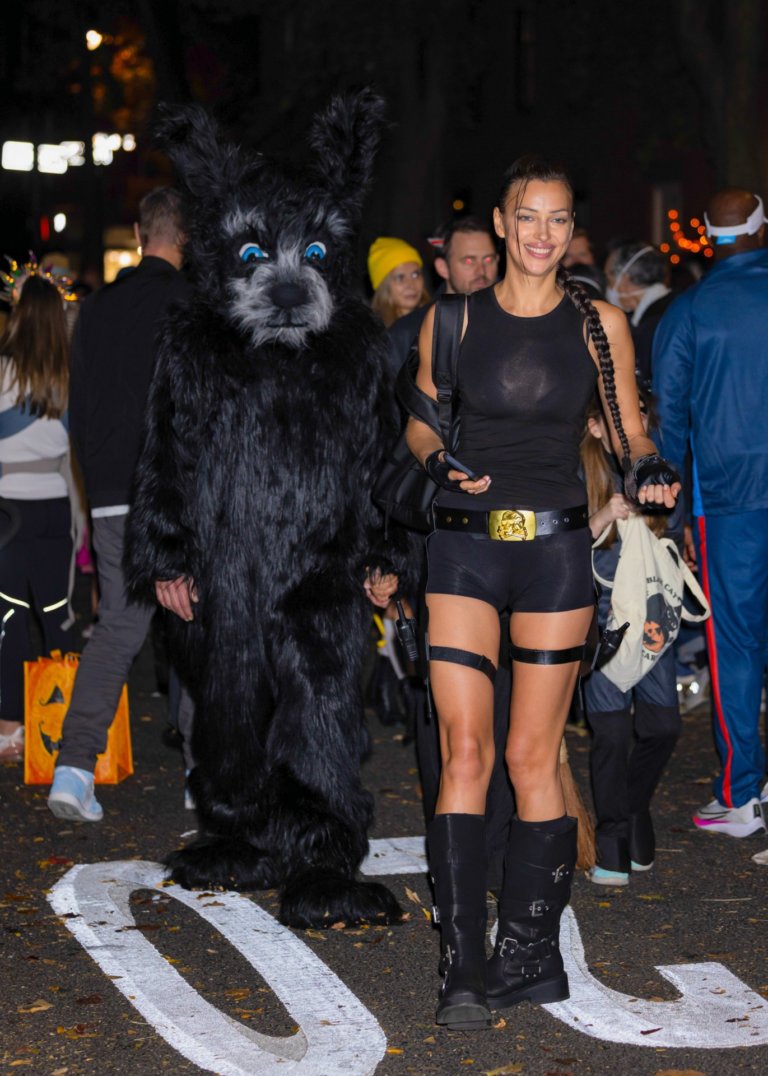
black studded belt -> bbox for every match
[433,504,588,541]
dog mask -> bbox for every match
[156,90,386,350]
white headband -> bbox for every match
[704,195,767,241]
[614,244,655,281]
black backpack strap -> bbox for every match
[431,293,467,449]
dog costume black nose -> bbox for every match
[270,282,308,309]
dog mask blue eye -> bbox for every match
[304,241,327,263]
[239,242,269,263]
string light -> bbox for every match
[663,208,716,265]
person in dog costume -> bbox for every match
[125,91,413,929]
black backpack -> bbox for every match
[373,294,466,533]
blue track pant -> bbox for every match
[696,511,768,807]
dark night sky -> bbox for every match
[0,0,765,278]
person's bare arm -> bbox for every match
[592,302,681,510]
[405,304,491,493]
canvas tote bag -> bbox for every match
[592,515,710,692]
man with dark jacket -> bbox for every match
[386,216,499,374]
[654,188,768,839]
[48,187,188,822]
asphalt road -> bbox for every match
[3,596,768,1076]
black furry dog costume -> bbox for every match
[125,91,413,929]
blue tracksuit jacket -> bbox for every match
[652,247,768,515]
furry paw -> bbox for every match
[279,872,402,929]
[166,837,279,891]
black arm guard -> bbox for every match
[425,450,465,491]
[624,453,681,505]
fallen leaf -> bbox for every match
[305,929,325,940]
[485,1065,522,1076]
[386,1047,404,1054]
[492,1016,507,1030]
[224,989,250,1000]
[76,995,103,1006]
[331,921,347,931]
[56,1024,99,1039]
[405,887,422,905]
[18,999,52,1013]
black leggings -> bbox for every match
[0,498,74,722]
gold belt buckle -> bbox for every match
[488,509,537,541]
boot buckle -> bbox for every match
[529,899,547,917]
[521,960,541,979]
[498,935,519,959]
[431,904,440,925]
[552,863,568,883]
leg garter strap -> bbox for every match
[509,643,586,665]
[428,645,496,684]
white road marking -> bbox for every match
[361,836,426,876]
[48,861,386,1075]
[48,851,768,1067]
[545,907,768,1048]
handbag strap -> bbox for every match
[659,537,711,623]
[431,293,467,449]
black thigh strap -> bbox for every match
[429,645,497,684]
[509,643,586,665]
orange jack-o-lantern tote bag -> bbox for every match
[24,650,133,784]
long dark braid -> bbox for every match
[556,264,632,470]
[497,154,633,471]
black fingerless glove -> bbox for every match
[425,450,464,491]
[624,453,681,504]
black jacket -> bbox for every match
[69,256,189,508]
[632,291,677,392]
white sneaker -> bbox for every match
[48,765,103,823]
[761,780,768,804]
[693,797,765,838]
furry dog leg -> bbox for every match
[266,766,402,928]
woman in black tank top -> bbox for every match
[405,157,681,1030]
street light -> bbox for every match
[86,29,103,51]
[2,141,34,171]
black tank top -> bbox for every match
[442,285,598,510]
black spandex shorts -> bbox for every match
[426,527,594,613]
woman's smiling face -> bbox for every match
[494,179,574,277]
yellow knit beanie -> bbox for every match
[367,237,423,292]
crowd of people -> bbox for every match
[1,154,767,1032]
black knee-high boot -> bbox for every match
[427,813,491,1030]
[486,815,576,1010]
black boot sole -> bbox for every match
[488,972,569,1010]
[436,999,492,1030]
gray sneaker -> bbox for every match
[48,765,103,823]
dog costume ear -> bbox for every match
[154,103,247,201]
[309,88,386,217]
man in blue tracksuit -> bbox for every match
[653,187,768,838]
